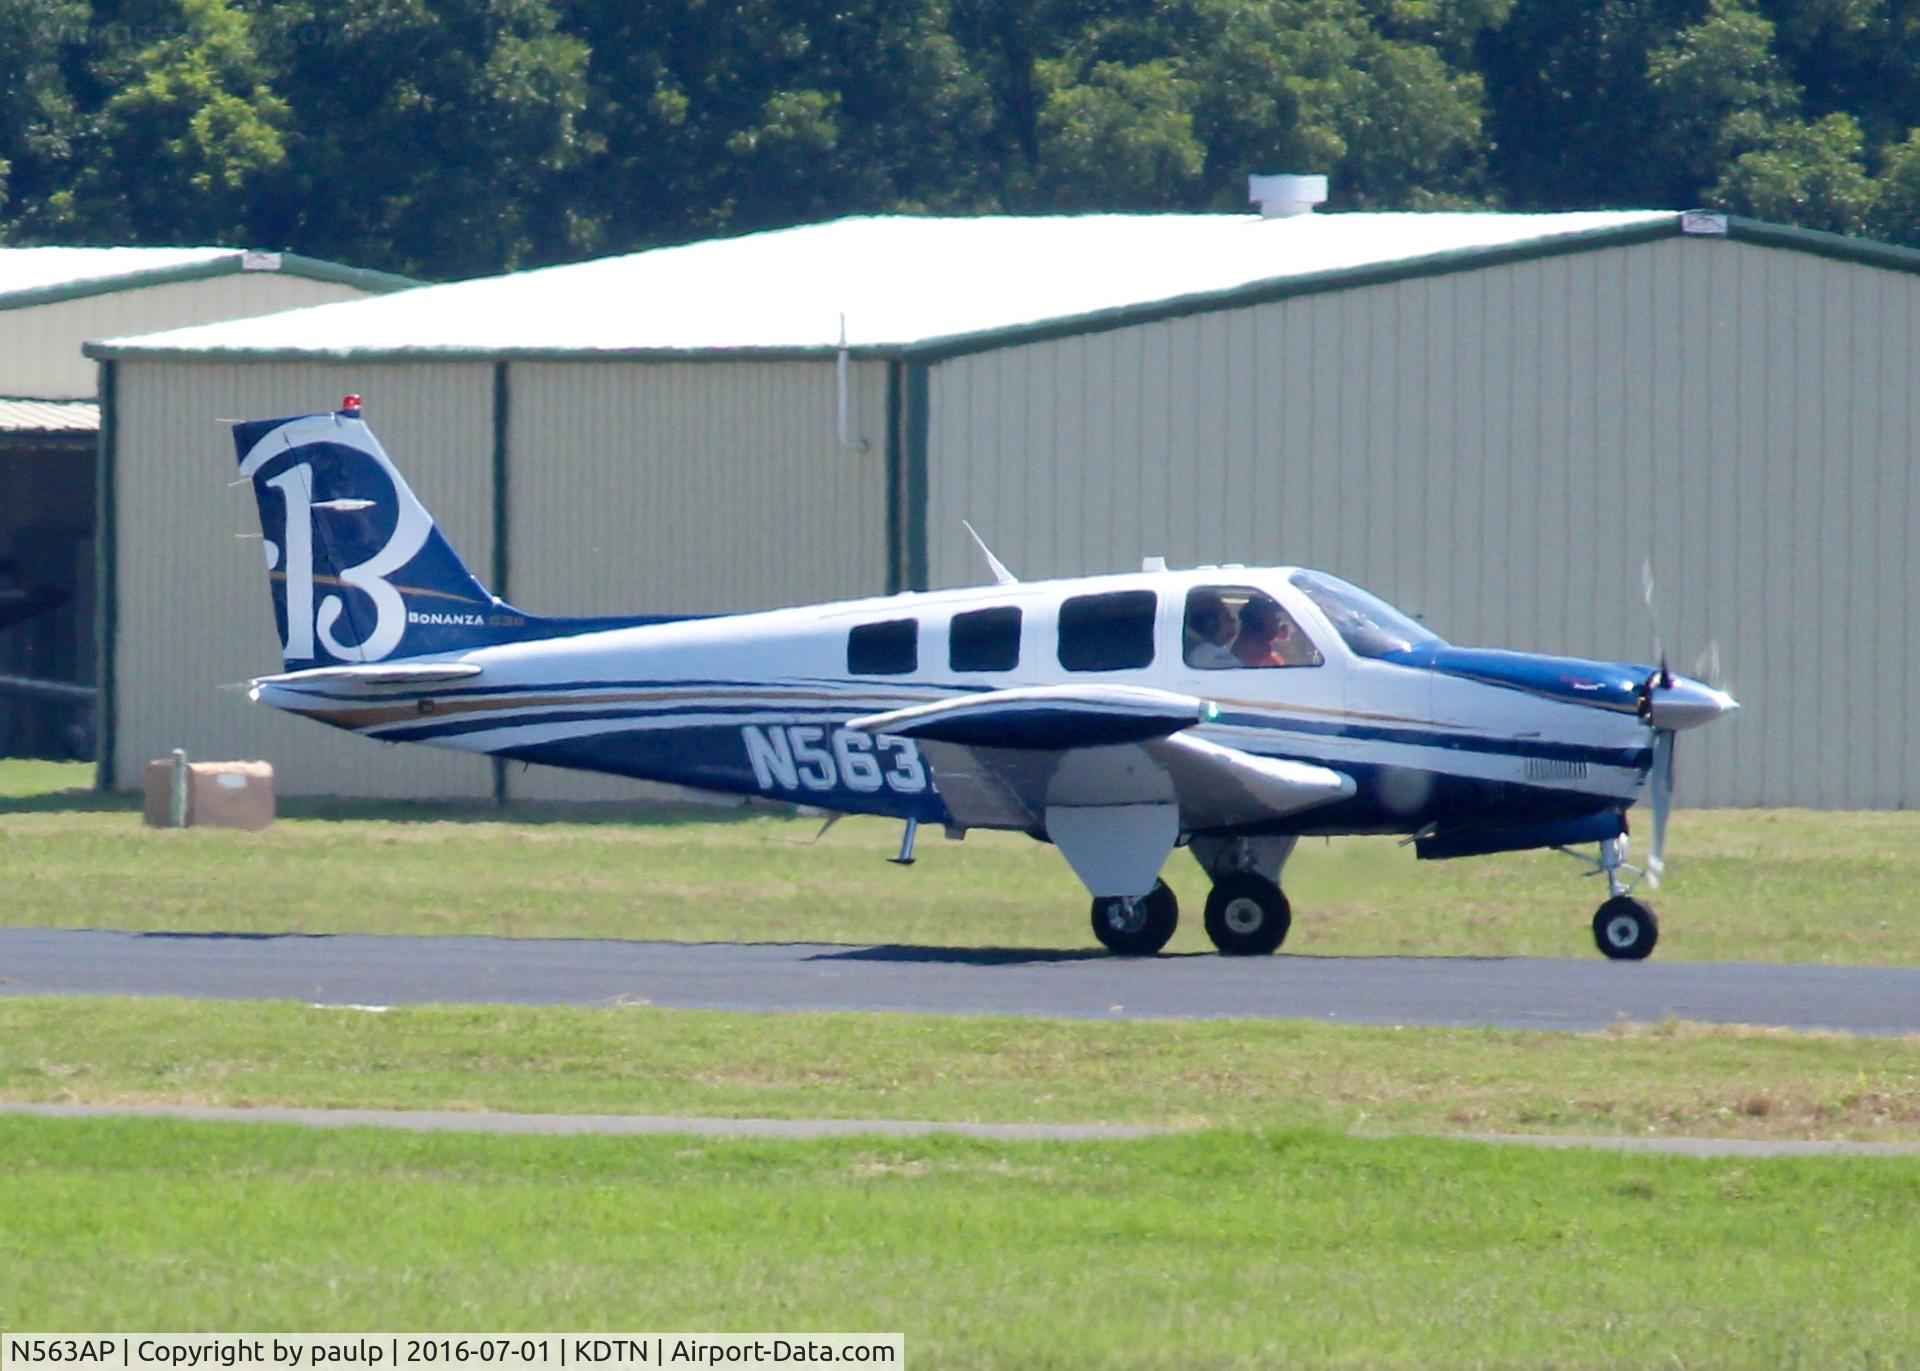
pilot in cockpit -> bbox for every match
[1233,594,1317,668]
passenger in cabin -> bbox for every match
[1183,590,1240,668]
[1232,595,1311,668]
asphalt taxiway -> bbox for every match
[2,928,1916,1035]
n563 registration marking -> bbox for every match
[741,725,926,794]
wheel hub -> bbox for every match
[1604,914,1639,948]
[1223,897,1265,935]
[1103,898,1148,935]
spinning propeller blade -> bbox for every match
[1641,559,1670,686]
[1646,728,1675,888]
[1694,639,1723,690]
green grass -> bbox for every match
[5,761,1920,964]
[2,1115,1918,1367]
[7,761,1919,1363]
[5,997,1919,1143]
[0,758,93,800]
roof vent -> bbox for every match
[1248,174,1327,219]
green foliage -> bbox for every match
[563,0,1000,252]
[55,0,287,241]
[1645,0,1799,200]
[0,0,89,232]
[7,0,1920,272]
[1034,59,1205,207]
[1867,125,1920,242]
[1709,110,1878,232]
[249,0,593,277]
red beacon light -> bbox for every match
[340,394,362,417]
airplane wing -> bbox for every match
[848,685,1353,897]
[848,684,1210,749]
[252,662,485,687]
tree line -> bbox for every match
[4,0,1920,282]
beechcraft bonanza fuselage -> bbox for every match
[234,399,1738,959]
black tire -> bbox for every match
[1203,872,1292,956]
[1090,880,1179,956]
[1593,896,1659,960]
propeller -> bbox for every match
[1634,563,1737,889]
[1641,559,1671,689]
[1646,728,1674,887]
[1694,639,1723,691]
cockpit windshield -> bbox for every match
[1288,571,1442,658]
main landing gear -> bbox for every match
[1087,835,1299,957]
[1560,834,1660,960]
[1090,880,1179,956]
[1203,873,1292,956]
[1192,835,1296,956]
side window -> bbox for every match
[848,619,918,675]
[1183,586,1322,670]
[1058,591,1157,672]
[950,606,1021,672]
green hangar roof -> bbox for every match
[0,246,418,311]
[85,210,1920,366]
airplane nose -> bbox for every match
[1646,676,1739,731]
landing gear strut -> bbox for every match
[1191,835,1297,956]
[1090,880,1179,956]
[1559,834,1661,960]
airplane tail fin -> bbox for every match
[233,396,526,670]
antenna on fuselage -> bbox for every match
[961,521,1018,586]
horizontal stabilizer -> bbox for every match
[849,685,1209,749]
[252,662,484,688]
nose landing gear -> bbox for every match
[1594,895,1659,960]
[1559,833,1661,960]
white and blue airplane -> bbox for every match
[233,398,1738,960]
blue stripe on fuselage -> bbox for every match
[348,682,1647,771]
[491,726,951,825]
[1388,645,1650,714]
[1209,708,1648,770]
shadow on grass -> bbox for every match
[135,930,334,941]
[281,797,775,828]
[0,788,138,816]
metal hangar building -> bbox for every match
[0,247,414,757]
[87,209,1920,808]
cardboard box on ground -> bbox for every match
[142,759,275,830]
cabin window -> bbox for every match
[1288,571,1441,658]
[847,619,918,675]
[1058,591,1157,672]
[950,606,1021,672]
[1183,586,1323,670]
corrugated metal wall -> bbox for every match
[503,359,889,800]
[924,236,1920,809]
[4,275,371,398]
[112,361,497,797]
